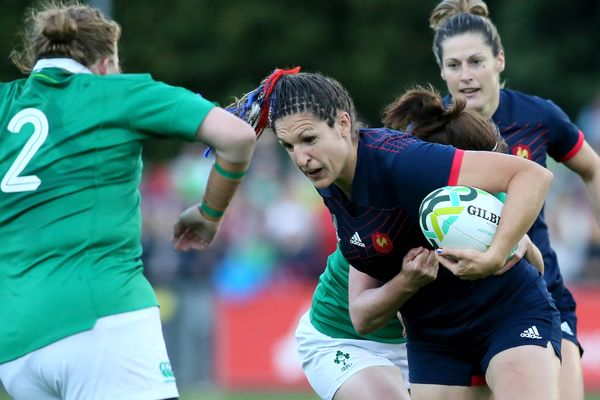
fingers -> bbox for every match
[405,246,426,261]
[493,256,518,276]
[434,246,473,259]
[412,249,437,272]
[173,229,211,251]
[175,237,210,251]
[435,252,478,280]
[434,252,457,269]
[173,227,190,248]
[512,239,527,259]
[172,222,185,241]
[424,249,438,268]
[405,250,439,283]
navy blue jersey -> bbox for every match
[318,128,543,340]
[492,89,584,298]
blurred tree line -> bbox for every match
[1,0,599,159]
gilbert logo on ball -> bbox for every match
[419,186,505,252]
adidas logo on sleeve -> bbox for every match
[520,325,542,339]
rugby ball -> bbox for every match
[419,186,505,252]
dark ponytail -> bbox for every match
[383,85,507,153]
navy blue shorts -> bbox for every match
[407,278,562,386]
[554,285,583,354]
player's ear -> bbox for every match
[496,50,505,74]
[90,57,111,75]
[338,111,352,138]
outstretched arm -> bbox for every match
[564,141,600,227]
[173,107,256,251]
[348,247,438,335]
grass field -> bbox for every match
[183,394,599,400]
[187,393,600,400]
[1,390,599,399]
[180,391,318,399]
[0,391,318,400]
[5,391,600,399]
[179,394,600,400]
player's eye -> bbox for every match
[303,136,316,145]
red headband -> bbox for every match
[255,66,301,137]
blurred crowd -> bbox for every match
[545,92,600,283]
[140,96,600,295]
[140,133,338,299]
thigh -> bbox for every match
[486,343,560,400]
[296,312,408,400]
[67,307,179,400]
[334,365,409,400]
[0,307,178,400]
[411,384,489,400]
[0,355,60,400]
[559,339,584,400]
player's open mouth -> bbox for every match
[306,168,323,179]
[460,88,480,97]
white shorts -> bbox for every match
[0,307,178,400]
[295,311,409,400]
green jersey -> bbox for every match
[0,59,215,363]
[310,246,406,343]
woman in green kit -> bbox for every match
[0,2,255,399]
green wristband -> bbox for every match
[214,162,247,180]
[199,202,225,219]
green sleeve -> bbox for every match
[122,75,215,141]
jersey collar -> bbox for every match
[32,58,93,74]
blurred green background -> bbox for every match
[1,1,600,399]
[1,0,599,161]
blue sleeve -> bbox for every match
[544,99,583,162]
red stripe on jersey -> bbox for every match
[559,130,584,162]
[448,149,464,186]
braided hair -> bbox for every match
[227,68,359,139]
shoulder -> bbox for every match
[501,88,567,119]
[84,73,191,94]
[358,127,457,185]
[99,72,154,82]
[500,88,546,110]
[0,78,26,93]
[358,128,421,176]
[69,73,160,96]
[95,73,205,106]
[93,73,162,88]
[359,127,420,153]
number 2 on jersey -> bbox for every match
[1,108,48,193]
